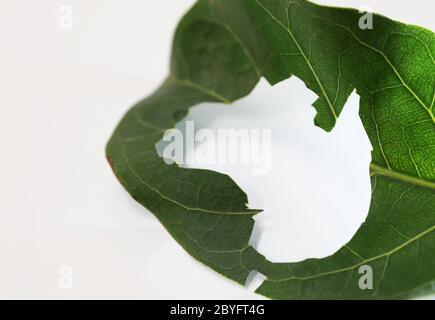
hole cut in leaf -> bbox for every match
[107,0,435,299]
[170,78,371,263]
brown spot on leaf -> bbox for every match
[106,155,115,171]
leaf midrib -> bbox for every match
[370,163,435,190]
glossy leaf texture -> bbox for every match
[106,0,435,299]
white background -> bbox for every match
[0,1,433,299]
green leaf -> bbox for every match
[106,0,435,299]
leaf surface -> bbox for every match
[106,0,435,299]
